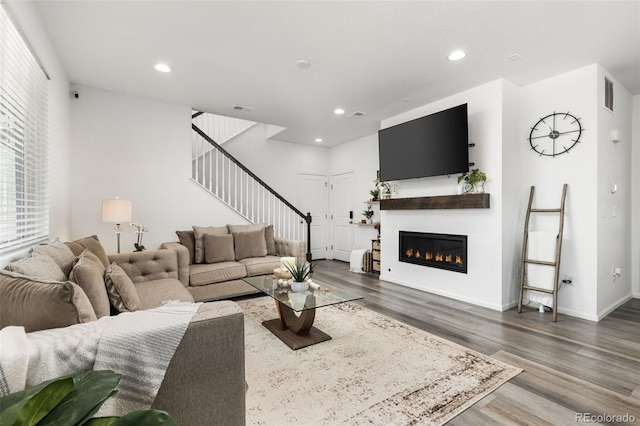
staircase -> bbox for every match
[191,111,311,258]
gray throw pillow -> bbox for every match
[264,224,276,255]
[233,229,268,260]
[65,235,110,269]
[5,252,67,282]
[0,270,97,332]
[176,230,196,264]
[105,262,141,312]
[69,249,110,318]
[204,234,235,263]
[32,238,76,277]
[193,226,228,264]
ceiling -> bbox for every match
[23,1,640,147]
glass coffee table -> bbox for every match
[242,275,363,350]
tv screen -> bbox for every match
[378,103,469,181]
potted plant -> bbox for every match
[378,181,391,199]
[283,257,311,292]
[457,168,487,194]
[362,205,374,223]
[369,187,380,201]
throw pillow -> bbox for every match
[264,224,276,255]
[105,262,141,312]
[65,235,110,269]
[204,234,235,263]
[192,225,228,264]
[5,252,67,282]
[226,223,264,234]
[69,249,110,318]
[0,270,97,332]
[176,230,196,265]
[233,228,268,260]
[32,238,76,276]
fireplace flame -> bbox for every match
[403,247,464,266]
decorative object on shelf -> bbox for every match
[362,205,374,223]
[379,181,391,199]
[283,257,311,292]
[369,187,380,201]
[131,222,148,251]
[102,197,132,253]
[457,168,487,194]
[528,111,583,157]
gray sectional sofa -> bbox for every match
[0,235,245,425]
[162,223,306,301]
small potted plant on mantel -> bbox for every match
[457,168,487,194]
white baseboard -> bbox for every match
[379,274,505,311]
[595,294,634,321]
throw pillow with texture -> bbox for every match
[233,228,268,260]
[264,224,276,255]
[5,252,67,282]
[32,238,76,276]
[65,235,110,268]
[105,262,141,312]
[192,225,228,264]
[176,230,196,265]
[226,223,264,234]
[0,270,97,332]
[204,233,235,263]
[69,249,110,318]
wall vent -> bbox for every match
[231,105,254,112]
[604,77,614,111]
[347,111,367,119]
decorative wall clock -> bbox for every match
[528,112,583,157]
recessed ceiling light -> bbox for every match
[447,50,466,61]
[507,53,522,62]
[334,108,345,115]
[296,59,311,69]
[315,138,323,143]
[154,63,171,73]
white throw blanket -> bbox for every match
[0,302,200,417]
[349,248,369,273]
[525,231,557,308]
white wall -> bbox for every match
[378,80,507,311]
[518,65,599,319]
[328,134,380,250]
[5,2,72,244]
[633,95,640,297]
[595,66,634,316]
[69,86,244,254]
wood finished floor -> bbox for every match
[310,260,640,425]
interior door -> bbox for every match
[297,172,328,260]
[331,172,354,262]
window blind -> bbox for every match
[0,5,49,253]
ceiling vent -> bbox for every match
[231,105,254,112]
[346,111,367,119]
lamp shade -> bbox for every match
[102,198,132,223]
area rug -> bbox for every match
[237,296,521,425]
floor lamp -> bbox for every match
[102,198,132,253]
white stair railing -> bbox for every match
[190,114,311,248]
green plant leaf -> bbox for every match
[38,370,120,426]
[15,378,74,426]
[84,416,119,426]
[111,409,177,426]
[0,374,72,426]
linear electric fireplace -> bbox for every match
[399,231,467,274]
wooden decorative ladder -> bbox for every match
[517,184,568,322]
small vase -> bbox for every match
[474,182,485,193]
[289,280,309,293]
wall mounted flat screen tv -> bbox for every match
[378,103,469,181]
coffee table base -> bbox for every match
[262,319,332,350]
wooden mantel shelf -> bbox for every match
[380,193,490,210]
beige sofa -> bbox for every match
[0,236,245,425]
[162,223,306,302]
